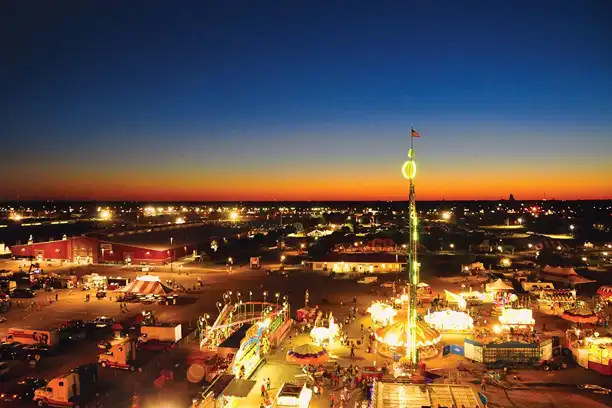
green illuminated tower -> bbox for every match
[401,129,419,365]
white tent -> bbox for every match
[486,278,513,292]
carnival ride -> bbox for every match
[374,316,441,360]
[424,310,474,332]
[200,301,287,350]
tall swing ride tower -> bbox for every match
[401,129,420,365]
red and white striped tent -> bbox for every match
[119,277,173,296]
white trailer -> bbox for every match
[138,324,182,343]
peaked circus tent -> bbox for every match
[119,276,173,295]
[486,278,513,292]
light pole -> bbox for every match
[263,291,268,304]
[249,291,253,315]
[216,301,223,312]
[275,292,280,305]
[228,257,233,273]
[170,237,174,273]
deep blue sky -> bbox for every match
[1,1,611,200]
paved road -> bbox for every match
[2,261,612,408]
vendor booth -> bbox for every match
[464,338,552,365]
[81,273,107,289]
[275,382,313,408]
[194,375,256,408]
[571,335,612,375]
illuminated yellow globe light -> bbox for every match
[441,211,451,221]
[401,160,417,180]
[229,211,239,221]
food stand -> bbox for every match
[81,273,107,289]
[536,289,575,310]
[571,335,612,375]
[275,382,313,408]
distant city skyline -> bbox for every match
[1,1,611,201]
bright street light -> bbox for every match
[570,224,575,231]
[230,211,239,221]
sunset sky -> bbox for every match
[2,1,611,201]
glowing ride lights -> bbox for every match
[400,130,422,366]
[424,310,474,333]
[367,302,398,326]
[373,317,441,360]
[498,308,536,331]
[99,209,112,220]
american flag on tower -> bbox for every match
[411,128,420,138]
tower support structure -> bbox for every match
[401,132,420,365]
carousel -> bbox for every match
[374,316,441,360]
[562,304,598,325]
[424,310,474,333]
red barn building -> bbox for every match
[10,236,193,265]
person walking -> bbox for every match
[330,393,335,407]
[261,383,266,397]
[481,378,487,391]
[55,293,59,302]
[266,377,271,391]
[350,344,355,357]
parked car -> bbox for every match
[61,320,86,330]
[0,343,27,360]
[538,359,566,371]
[0,377,46,402]
[22,344,55,360]
[95,291,106,299]
[93,316,115,328]
[11,288,35,298]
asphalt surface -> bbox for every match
[1,259,612,408]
